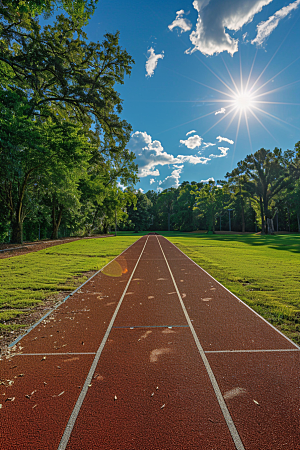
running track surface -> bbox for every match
[1,235,299,449]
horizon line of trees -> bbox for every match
[122,145,300,236]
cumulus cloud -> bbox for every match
[146,47,164,77]
[201,177,215,183]
[186,129,197,136]
[180,134,203,149]
[210,147,229,158]
[138,188,144,193]
[159,167,183,189]
[216,136,234,144]
[128,131,210,181]
[186,0,273,56]
[215,107,226,115]
[150,178,155,185]
[252,0,300,46]
[168,9,192,33]
[202,142,216,149]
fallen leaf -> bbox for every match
[114,395,117,401]
[253,399,260,405]
[41,357,46,361]
[5,397,15,402]
[160,404,165,409]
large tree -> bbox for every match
[0,8,137,243]
[227,148,296,234]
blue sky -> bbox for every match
[85,0,300,192]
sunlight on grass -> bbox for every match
[167,233,300,345]
[0,236,139,331]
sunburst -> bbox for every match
[157,43,300,152]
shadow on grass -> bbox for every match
[117,231,300,254]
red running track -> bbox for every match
[0,235,299,449]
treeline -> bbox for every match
[123,146,300,235]
[0,0,138,243]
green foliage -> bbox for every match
[0,6,137,243]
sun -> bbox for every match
[233,91,255,111]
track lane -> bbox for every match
[65,236,238,450]
[0,236,148,450]
[1,235,299,449]
[158,235,300,449]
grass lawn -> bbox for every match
[0,236,139,334]
[1,231,299,346]
[166,233,300,345]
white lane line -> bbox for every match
[9,236,143,348]
[18,352,97,356]
[156,236,245,450]
[162,236,300,351]
[205,348,300,354]
[57,236,149,450]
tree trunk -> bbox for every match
[51,197,63,239]
[167,212,170,231]
[297,213,300,233]
[239,185,245,233]
[287,205,290,232]
[260,196,265,234]
[241,200,245,232]
[11,220,23,244]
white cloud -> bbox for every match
[178,155,210,164]
[139,168,160,178]
[138,188,144,193]
[128,131,176,176]
[216,136,234,144]
[186,129,197,136]
[252,0,300,46]
[186,0,273,56]
[201,177,215,183]
[210,146,229,158]
[150,178,155,185]
[215,107,226,115]
[159,167,183,189]
[180,134,203,149]
[146,47,164,77]
[128,131,210,179]
[202,142,216,149]
[168,9,193,34]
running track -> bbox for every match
[1,235,299,449]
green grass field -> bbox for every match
[1,232,299,345]
[166,233,300,345]
[0,236,139,332]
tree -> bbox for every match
[0,9,137,243]
[172,181,202,231]
[126,191,152,232]
[225,169,249,232]
[1,1,97,26]
[229,148,296,234]
[156,188,176,231]
[193,181,225,234]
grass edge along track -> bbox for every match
[1,232,299,346]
